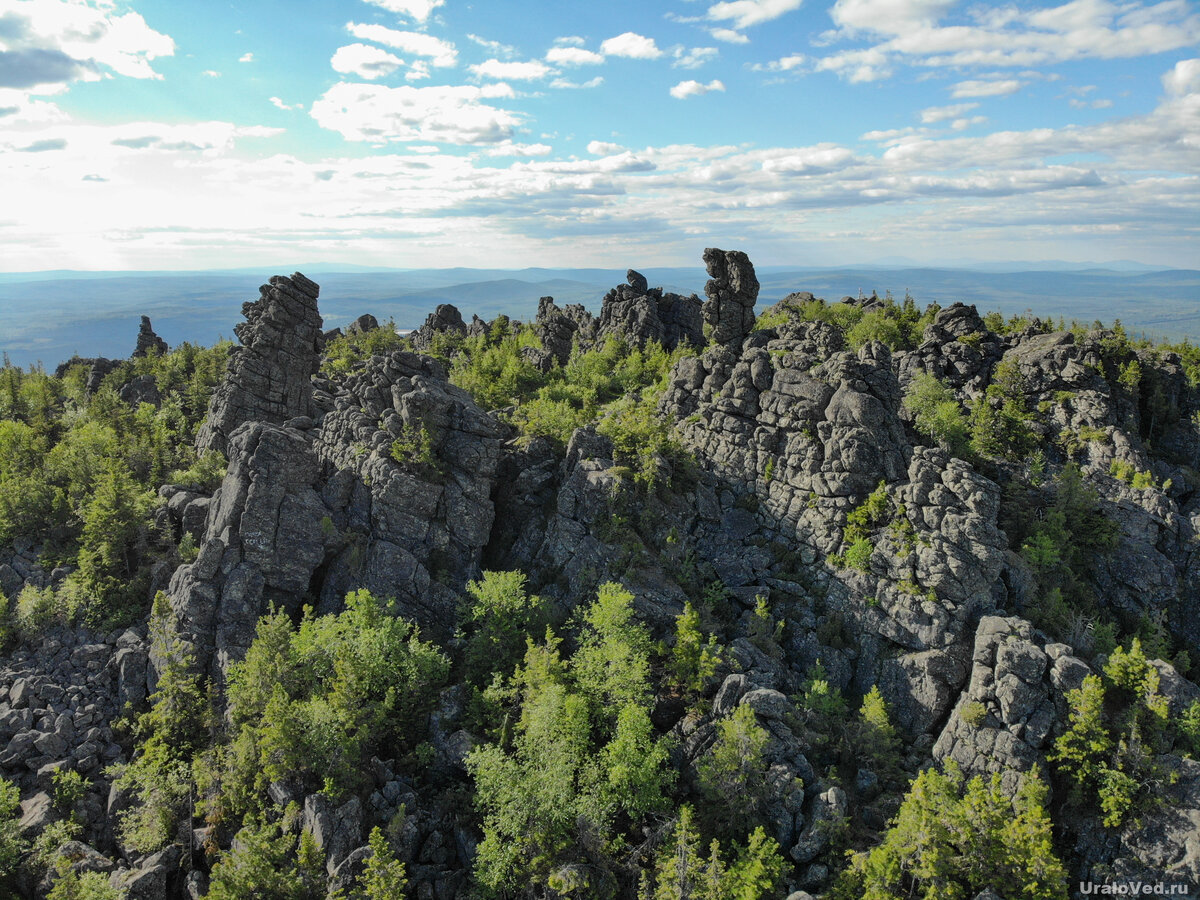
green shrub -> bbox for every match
[961,700,987,727]
[835,763,1066,900]
[0,775,24,882]
[460,570,549,686]
[671,601,721,694]
[903,373,970,457]
[647,805,785,900]
[844,538,873,572]
[389,423,442,478]
[697,704,771,833]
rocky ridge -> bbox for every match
[2,251,1199,898]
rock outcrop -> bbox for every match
[195,273,323,455]
[701,247,758,346]
[165,420,330,680]
[597,269,704,350]
[311,350,507,634]
[132,316,168,359]
[410,304,467,352]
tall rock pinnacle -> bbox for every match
[195,272,323,455]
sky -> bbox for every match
[0,0,1197,272]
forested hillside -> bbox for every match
[1,251,1199,899]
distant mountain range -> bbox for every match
[1,265,1197,368]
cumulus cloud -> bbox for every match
[470,59,552,80]
[269,96,302,110]
[331,44,404,79]
[920,102,979,123]
[760,144,854,174]
[707,0,804,30]
[670,78,725,98]
[545,46,604,66]
[1163,58,1200,96]
[817,0,1200,78]
[600,32,662,59]
[587,140,625,155]
[239,52,253,63]
[360,0,444,23]
[0,0,173,90]
[753,53,805,72]
[952,79,1022,98]
[310,82,521,144]
[672,46,719,68]
[710,28,750,44]
[407,61,430,81]
[346,23,457,67]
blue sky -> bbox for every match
[1,0,1197,270]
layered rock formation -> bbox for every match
[195,272,323,455]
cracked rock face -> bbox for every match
[195,272,324,456]
[701,247,759,347]
[166,420,331,681]
[311,349,507,635]
[596,269,703,351]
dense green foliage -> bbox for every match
[0,774,24,886]
[444,330,693,489]
[204,589,449,823]
[1049,638,1185,828]
[643,805,785,900]
[903,374,970,459]
[834,763,1067,900]
[0,342,230,631]
[467,583,677,897]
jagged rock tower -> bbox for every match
[195,272,323,455]
[701,247,759,346]
[133,315,168,358]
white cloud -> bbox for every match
[813,46,891,82]
[819,0,1200,76]
[549,76,604,89]
[587,140,625,155]
[920,102,979,123]
[761,144,854,174]
[239,52,254,63]
[345,23,457,67]
[830,0,956,33]
[600,32,662,59]
[1163,58,1200,96]
[467,34,516,58]
[360,0,444,23]
[546,46,604,66]
[485,141,553,157]
[670,78,725,98]
[331,44,404,79]
[470,59,552,80]
[269,96,302,111]
[407,61,430,81]
[952,79,1022,98]
[753,53,805,72]
[672,46,719,69]
[554,36,586,47]
[202,70,221,78]
[707,0,804,30]
[0,0,175,89]
[310,82,521,144]
[710,28,750,44]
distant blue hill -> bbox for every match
[1,266,1197,369]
